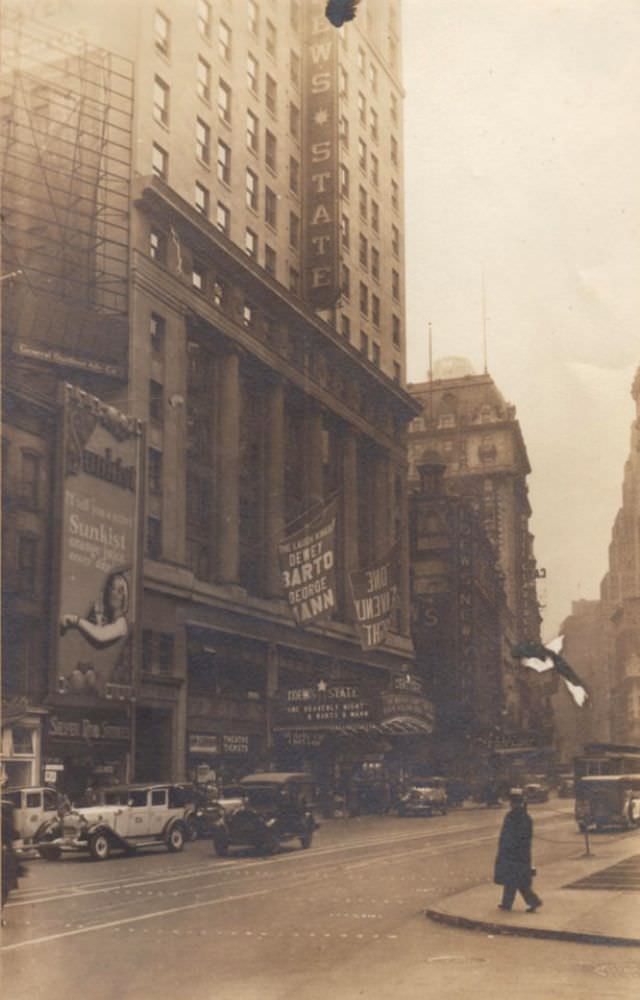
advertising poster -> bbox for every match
[55,385,142,702]
[349,547,399,649]
[278,501,337,626]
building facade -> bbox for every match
[550,600,611,768]
[600,366,640,745]
[407,358,552,773]
[1,1,423,799]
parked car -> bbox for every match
[2,797,25,907]
[211,772,315,856]
[523,782,550,804]
[34,783,188,860]
[397,777,448,817]
[3,786,65,847]
[575,774,640,831]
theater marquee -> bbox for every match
[302,0,340,308]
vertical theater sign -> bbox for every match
[279,502,338,626]
[302,0,340,307]
[54,385,143,704]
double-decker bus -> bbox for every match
[573,743,640,830]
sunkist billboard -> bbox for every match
[54,385,143,703]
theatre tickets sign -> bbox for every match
[279,502,337,626]
[54,385,143,704]
[350,549,399,649]
[302,0,340,308]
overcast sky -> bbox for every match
[402,0,640,636]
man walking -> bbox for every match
[494,788,543,912]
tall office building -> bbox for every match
[1,2,422,797]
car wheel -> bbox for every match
[260,835,278,855]
[185,816,199,842]
[213,834,229,857]
[89,832,111,861]
[166,824,185,853]
[38,845,62,861]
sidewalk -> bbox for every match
[426,829,640,947]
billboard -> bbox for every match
[54,385,143,703]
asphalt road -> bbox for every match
[3,799,640,1000]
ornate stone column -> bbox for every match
[264,379,285,597]
[217,349,240,583]
[305,405,324,509]
[342,428,359,621]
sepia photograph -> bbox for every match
[1,1,639,997]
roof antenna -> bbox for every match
[482,271,488,374]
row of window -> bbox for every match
[152,114,301,186]
[338,65,400,135]
[338,162,400,214]
[157,2,299,61]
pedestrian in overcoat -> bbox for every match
[494,789,543,912]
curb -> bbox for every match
[425,907,640,948]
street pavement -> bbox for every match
[427,817,640,946]
[2,798,640,1000]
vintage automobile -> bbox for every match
[211,772,315,856]
[557,775,575,798]
[575,774,640,831]
[523,782,550,804]
[3,786,65,847]
[397,777,448,817]
[34,783,188,860]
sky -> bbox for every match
[402,0,640,636]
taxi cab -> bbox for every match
[3,786,63,847]
[34,783,188,860]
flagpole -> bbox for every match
[482,271,488,374]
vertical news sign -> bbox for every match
[302,0,340,307]
[54,385,143,703]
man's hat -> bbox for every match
[509,787,524,803]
